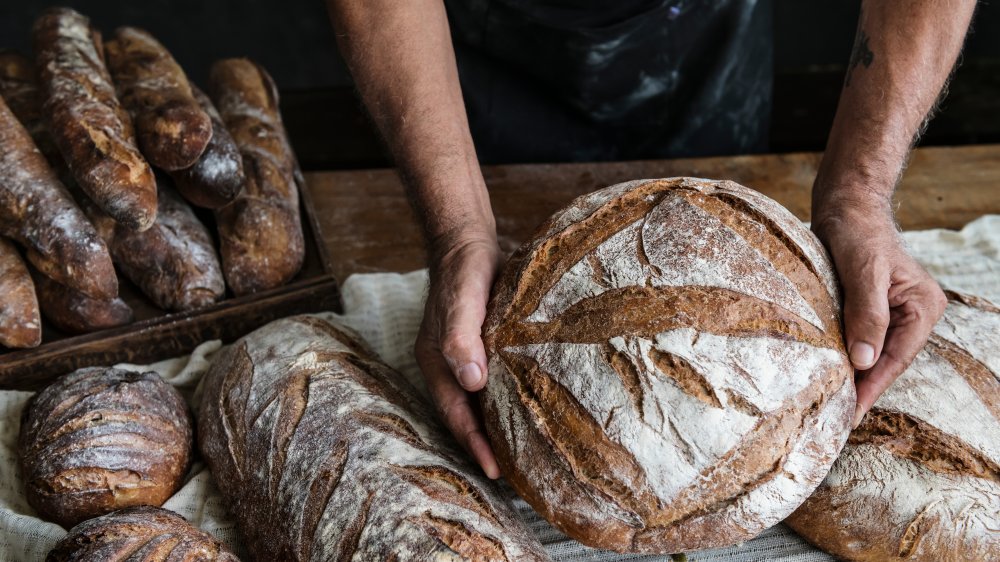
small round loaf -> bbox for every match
[482,177,856,553]
[47,506,239,561]
[19,367,193,528]
[786,292,1000,561]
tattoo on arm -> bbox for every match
[845,16,874,87]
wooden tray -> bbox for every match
[0,179,341,390]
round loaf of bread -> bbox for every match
[46,506,239,561]
[786,291,1000,561]
[19,367,193,528]
[481,177,856,553]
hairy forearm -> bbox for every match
[326,0,494,247]
[814,0,976,218]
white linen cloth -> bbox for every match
[0,214,997,561]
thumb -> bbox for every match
[438,282,492,393]
[840,264,891,371]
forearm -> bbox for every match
[814,0,976,219]
[326,0,494,249]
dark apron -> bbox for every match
[445,0,773,163]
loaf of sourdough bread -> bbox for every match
[198,315,549,561]
[19,367,193,527]
[786,291,1000,561]
[481,177,856,552]
[47,506,239,561]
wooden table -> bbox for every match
[303,145,1000,282]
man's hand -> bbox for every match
[813,198,946,428]
[811,0,975,424]
[415,235,503,478]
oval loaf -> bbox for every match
[19,367,193,527]
[481,177,856,552]
[198,315,549,561]
[47,506,239,561]
[786,291,1000,561]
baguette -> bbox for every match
[33,270,133,335]
[0,51,62,169]
[209,58,303,295]
[0,238,41,348]
[169,85,245,208]
[33,7,157,231]
[198,315,550,561]
[0,95,118,300]
[47,506,239,561]
[105,27,212,171]
[85,179,224,312]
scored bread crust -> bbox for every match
[46,506,239,561]
[197,315,550,562]
[786,292,1000,561]
[482,177,855,553]
[33,7,158,232]
[19,367,193,528]
[208,58,303,296]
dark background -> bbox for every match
[3,1,999,168]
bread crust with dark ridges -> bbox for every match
[0,94,118,300]
[46,506,240,561]
[83,178,224,312]
[105,27,212,171]
[0,238,41,348]
[33,7,157,231]
[786,292,1000,561]
[169,85,245,208]
[19,367,193,528]
[481,177,855,553]
[33,270,133,335]
[208,58,303,296]
[197,315,550,561]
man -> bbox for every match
[327,0,971,479]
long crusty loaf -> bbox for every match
[481,177,855,552]
[47,506,239,561]
[0,238,41,348]
[169,85,245,209]
[105,27,212,171]
[33,270,133,335]
[19,367,193,528]
[209,58,303,295]
[198,315,550,561]
[786,291,1000,561]
[0,95,118,300]
[0,51,63,168]
[33,7,158,231]
[85,179,224,312]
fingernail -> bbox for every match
[457,363,483,388]
[852,405,866,429]
[850,342,876,369]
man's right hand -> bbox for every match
[414,233,503,479]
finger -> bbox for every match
[840,257,891,371]
[438,280,492,393]
[417,341,500,478]
[853,284,946,427]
